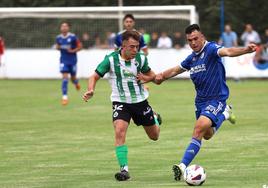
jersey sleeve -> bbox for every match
[139,36,147,49]
[179,55,192,71]
[56,36,60,45]
[72,35,79,48]
[95,55,110,77]
[114,34,121,48]
[140,56,151,73]
[210,42,223,57]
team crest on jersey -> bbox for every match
[200,52,205,59]
[123,69,135,78]
[67,38,71,42]
[134,61,139,67]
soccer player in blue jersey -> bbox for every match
[114,14,148,56]
[56,22,82,105]
[141,24,257,181]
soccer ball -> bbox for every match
[183,164,206,186]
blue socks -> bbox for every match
[62,78,68,96]
[72,79,79,85]
[214,114,226,132]
[181,138,202,166]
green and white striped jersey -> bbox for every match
[95,51,150,104]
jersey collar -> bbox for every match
[60,32,71,38]
[194,41,209,55]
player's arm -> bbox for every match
[140,36,148,56]
[83,56,110,102]
[83,72,101,102]
[218,43,257,57]
[141,47,148,56]
[154,65,185,85]
[68,39,82,53]
[136,69,155,83]
[56,43,61,50]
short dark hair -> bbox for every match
[122,30,140,42]
[123,14,135,21]
[60,21,71,27]
[185,24,201,34]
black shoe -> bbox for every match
[172,164,183,181]
[154,112,162,125]
[115,170,130,181]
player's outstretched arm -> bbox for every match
[83,72,101,102]
[218,43,257,57]
[154,65,185,85]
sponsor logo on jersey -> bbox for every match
[190,64,206,74]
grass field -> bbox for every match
[0,79,267,188]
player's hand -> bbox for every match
[83,90,94,102]
[246,43,257,53]
[154,73,164,85]
[136,73,152,83]
[67,48,76,53]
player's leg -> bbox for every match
[223,105,236,124]
[143,124,160,141]
[61,72,69,105]
[143,111,162,141]
[70,64,80,90]
[131,100,162,141]
[113,102,131,181]
[60,63,69,105]
[173,116,212,181]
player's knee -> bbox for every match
[203,134,212,140]
[148,133,159,141]
[149,136,159,141]
[203,127,214,140]
[193,125,206,139]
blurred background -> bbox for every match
[0,0,267,79]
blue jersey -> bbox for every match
[180,41,229,103]
[114,30,147,50]
[56,32,80,65]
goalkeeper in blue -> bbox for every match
[141,24,257,181]
[83,30,162,181]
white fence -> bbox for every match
[0,48,268,79]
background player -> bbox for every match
[140,24,257,181]
[114,14,148,56]
[83,30,161,181]
[56,22,82,105]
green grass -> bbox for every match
[0,79,267,188]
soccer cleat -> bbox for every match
[75,83,81,91]
[172,164,183,181]
[226,105,236,124]
[114,170,130,181]
[61,99,68,106]
[153,112,162,125]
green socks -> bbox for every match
[115,145,128,168]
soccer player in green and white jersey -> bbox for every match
[83,30,162,181]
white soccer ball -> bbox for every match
[183,164,206,186]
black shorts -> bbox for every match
[112,100,155,126]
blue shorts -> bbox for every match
[60,63,77,76]
[195,100,226,127]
